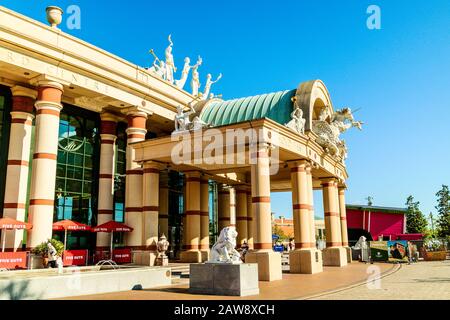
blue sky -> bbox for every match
[3,0,449,220]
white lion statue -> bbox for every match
[208,226,242,264]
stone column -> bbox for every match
[96,113,117,250]
[289,161,323,274]
[27,80,63,249]
[2,86,36,251]
[245,144,282,281]
[306,164,316,246]
[321,178,347,267]
[229,187,236,228]
[217,185,231,230]
[235,188,248,247]
[124,108,147,250]
[338,186,352,263]
[246,190,254,249]
[180,171,202,262]
[139,161,160,265]
[158,174,169,238]
[200,178,210,261]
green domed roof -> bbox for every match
[200,89,296,127]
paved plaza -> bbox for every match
[314,260,450,300]
[62,262,395,300]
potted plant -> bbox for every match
[32,239,64,268]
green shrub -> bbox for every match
[31,239,64,257]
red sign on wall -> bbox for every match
[63,250,88,266]
[0,252,28,269]
[113,249,132,264]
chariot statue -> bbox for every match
[148,49,166,79]
[312,107,363,158]
[208,226,242,264]
[175,56,202,90]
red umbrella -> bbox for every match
[0,217,33,252]
[53,220,91,250]
[92,221,133,258]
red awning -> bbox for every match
[53,220,91,232]
[92,221,133,233]
[0,217,32,230]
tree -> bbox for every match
[435,185,450,238]
[405,195,428,234]
[272,224,288,241]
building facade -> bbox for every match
[0,6,361,280]
[346,204,407,242]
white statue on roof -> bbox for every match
[191,56,203,97]
[312,106,363,158]
[148,50,166,79]
[164,35,177,83]
[202,73,222,100]
[285,104,306,135]
[174,104,195,132]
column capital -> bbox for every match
[287,159,310,171]
[143,161,165,171]
[321,177,337,186]
[11,86,38,99]
[184,171,202,179]
[29,74,68,92]
[100,112,119,122]
[121,106,153,118]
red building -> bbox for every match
[346,204,407,242]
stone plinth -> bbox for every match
[322,247,348,267]
[189,263,259,296]
[344,247,353,263]
[245,251,282,281]
[289,248,323,274]
[155,255,169,266]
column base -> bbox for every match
[344,246,353,263]
[132,250,157,266]
[322,247,348,267]
[289,248,323,274]
[245,251,282,281]
[180,250,202,263]
[200,249,210,262]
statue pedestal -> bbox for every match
[289,248,323,274]
[189,263,259,297]
[322,247,348,267]
[155,255,169,266]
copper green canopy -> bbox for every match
[200,89,296,127]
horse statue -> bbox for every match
[208,226,242,264]
[312,107,363,157]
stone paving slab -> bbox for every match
[314,260,450,300]
[61,262,395,300]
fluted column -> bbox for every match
[246,190,254,249]
[200,178,210,261]
[3,86,36,251]
[96,113,117,249]
[245,144,282,281]
[124,108,147,248]
[180,171,202,262]
[235,188,248,247]
[27,80,63,249]
[321,178,347,267]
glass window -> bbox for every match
[113,122,127,222]
[54,105,100,249]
